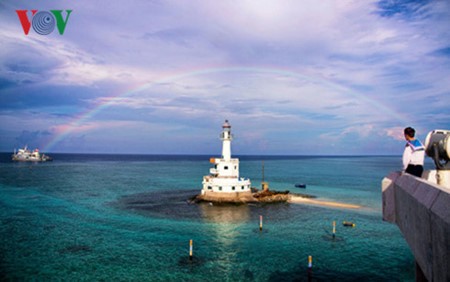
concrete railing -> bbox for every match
[382,171,450,282]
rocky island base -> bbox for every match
[193,188,361,209]
[192,188,311,204]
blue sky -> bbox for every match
[0,0,449,155]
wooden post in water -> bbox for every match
[332,221,336,239]
[259,215,263,231]
[189,239,193,261]
[308,255,313,281]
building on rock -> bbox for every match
[199,120,253,202]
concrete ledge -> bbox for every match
[430,191,450,282]
[382,172,400,222]
[382,172,450,282]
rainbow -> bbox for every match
[43,66,409,152]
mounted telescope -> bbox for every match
[424,129,450,187]
[425,130,450,170]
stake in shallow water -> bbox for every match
[189,239,193,261]
[308,255,313,281]
[260,215,263,231]
[332,221,336,239]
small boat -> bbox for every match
[343,221,356,227]
[12,146,53,162]
[295,183,307,188]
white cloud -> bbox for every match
[385,127,405,141]
[0,0,449,154]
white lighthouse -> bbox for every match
[201,120,252,200]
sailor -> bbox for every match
[402,127,425,177]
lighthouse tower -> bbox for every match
[221,121,232,160]
[201,120,252,199]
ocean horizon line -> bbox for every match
[1,151,398,157]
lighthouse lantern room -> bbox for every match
[201,120,251,195]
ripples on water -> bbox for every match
[0,154,417,281]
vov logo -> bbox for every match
[16,10,73,35]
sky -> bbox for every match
[0,0,449,155]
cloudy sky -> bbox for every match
[0,0,449,155]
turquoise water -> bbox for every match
[0,155,422,281]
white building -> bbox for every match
[201,120,251,195]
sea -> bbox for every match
[0,154,434,281]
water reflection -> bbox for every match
[198,203,250,224]
[198,203,250,278]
